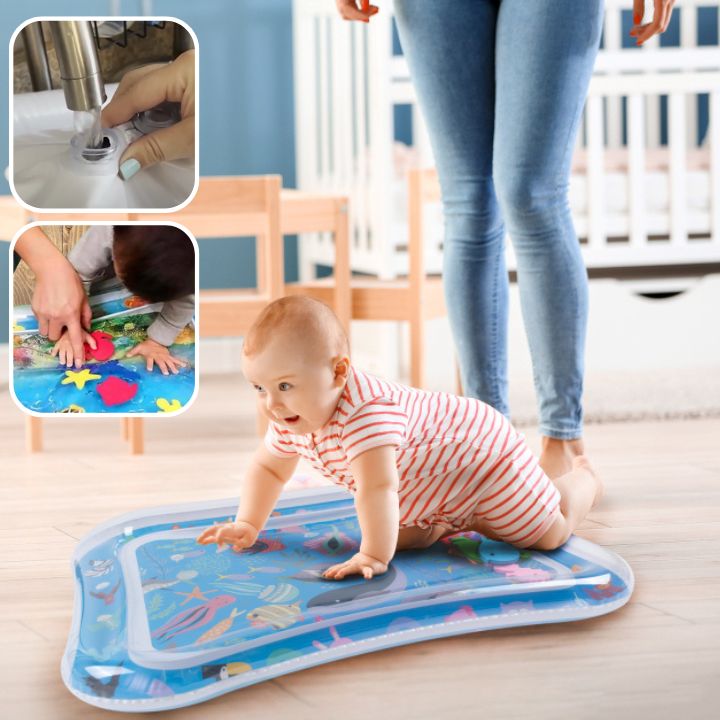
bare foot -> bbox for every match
[539,437,585,478]
[571,454,604,507]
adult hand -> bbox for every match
[15,228,94,368]
[335,0,379,23]
[630,0,676,45]
[101,49,196,180]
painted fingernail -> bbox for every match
[119,158,141,181]
[634,12,641,24]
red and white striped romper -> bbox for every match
[265,367,561,548]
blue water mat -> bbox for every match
[12,286,195,415]
[63,487,633,712]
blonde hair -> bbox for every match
[243,296,349,359]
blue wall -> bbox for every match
[1,0,296,342]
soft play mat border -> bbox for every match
[61,487,634,712]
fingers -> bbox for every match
[38,317,49,338]
[118,118,195,180]
[65,322,86,369]
[126,346,138,358]
[632,0,674,44]
[47,319,63,343]
[81,299,93,332]
[146,357,155,373]
[101,63,177,128]
[336,0,379,23]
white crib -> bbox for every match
[292,0,720,280]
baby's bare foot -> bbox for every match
[539,437,585,478]
[572,455,604,506]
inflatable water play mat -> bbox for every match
[64,487,633,712]
[12,281,195,414]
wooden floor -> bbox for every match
[0,375,718,719]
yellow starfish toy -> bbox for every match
[61,368,102,390]
[156,398,182,413]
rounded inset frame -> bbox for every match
[9,222,199,418]
[9,17,199,213]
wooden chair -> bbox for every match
[286,169,446,389]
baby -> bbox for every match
[52,225,195,375]
[197,296,602,580]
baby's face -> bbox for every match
[242,338,348,435]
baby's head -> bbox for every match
[112,225,194,302]
[242,296,350,434]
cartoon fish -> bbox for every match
[240,538,285,555]
[217,573,253,582]
[123,295,148,309]
[247,603,302,630]
[201,662,252,681]
[142,578,181,594]
[478,540,520,565]
[258,583,300,604]
[152,595,236,642]
[195,607,244,644]
[169,549,204,562]
[445,605,478,622]
[491,563,552,582]
[90,580,121,605]
[210,581,264,596]
[84,559,113,577]
[95,614,118,630]
[584,582,623,601]
[303,527,359,556]
[247,566,285,575]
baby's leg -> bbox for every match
[396,524,447,551]
[530,455,603,551]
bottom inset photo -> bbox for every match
[10,223,197,415]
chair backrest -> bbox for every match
[158,175,283,298]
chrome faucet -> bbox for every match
[48,21,106,112]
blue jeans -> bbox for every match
[394,0,603,439]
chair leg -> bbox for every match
[25,416,42,453]
[409,316,425,389]
[127,418,144,455]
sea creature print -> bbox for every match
[246,603,302,630]
[195,608,245,644]
[490,563,552,582]
[169,549,205,562]
[90,580,121,605]
[152,595,236,642]
[174,585,218,605]
[303,526,359,556]
[240,537,286,555]
[84,559,113,577]
[311,626,353,650]
[142,578,181,594]
[201,662,252,681]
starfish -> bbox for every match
[174,585,217,605]
[61,368,102,390]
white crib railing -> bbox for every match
[293,0,720,278]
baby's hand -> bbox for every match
[196,520,259,552]
[322,552,388,581]
[126,338,188,375]
[50,328,96,369]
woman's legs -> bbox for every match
[394,0,510,416]
[493,0,604,455]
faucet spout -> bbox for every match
[49,21,106,113]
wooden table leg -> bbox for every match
[25,416,42,453]
[127,418,144,455]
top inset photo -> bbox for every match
[10,18,198,212]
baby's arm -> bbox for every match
[323,445,399,580]
[196,444,299,550]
